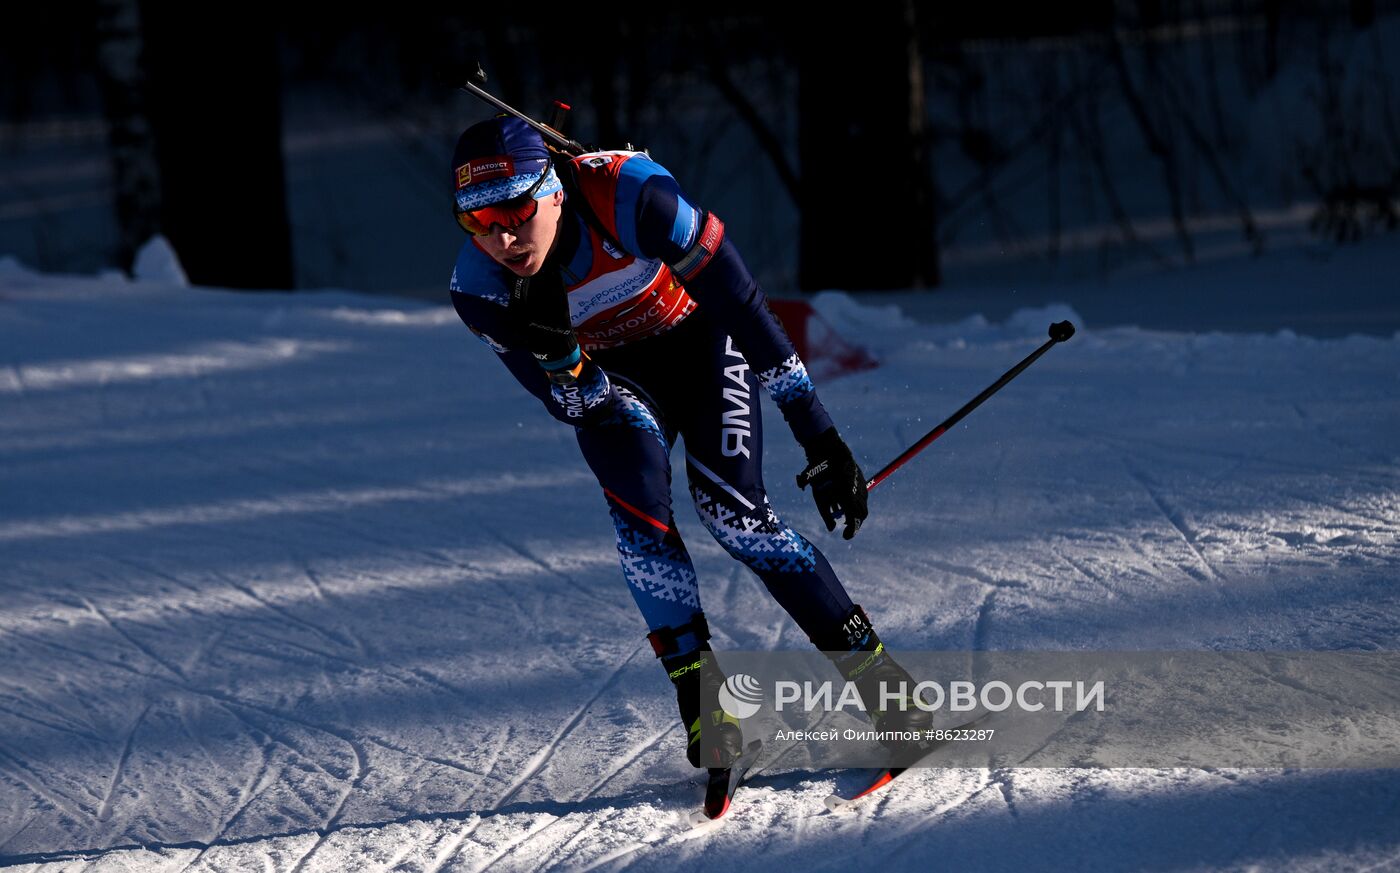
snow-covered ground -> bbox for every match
[1,238,1398,871]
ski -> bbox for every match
[688,739,764,827]
[823,713,991,813]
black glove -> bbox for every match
[508,264,580,383]
[796,427,868,539]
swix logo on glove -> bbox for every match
[806,460,829,477]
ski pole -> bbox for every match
[853,320,1075,492]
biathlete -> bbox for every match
[448,115,930,768]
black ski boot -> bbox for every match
[650,613,744,769]
[815,605,933,764]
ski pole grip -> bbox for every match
[1049,320,1076,342]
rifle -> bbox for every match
[452,62,647,160]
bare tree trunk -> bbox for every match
[1067,57,1165,267]
[1264,0,1282,82]
[1106,23,1195,262]
[94,0,161,276]
[141,1,294,289]
[1045,56,1063,264]
[798,1,931,291]
[701,24,801,206]
[1155,58,1262,252]
[906,0,939,288]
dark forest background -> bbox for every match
[2,1,1397,294]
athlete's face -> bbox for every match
[475,188,564,278]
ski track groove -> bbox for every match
[220,640,345,675]
[300,564,331,605]
[421,816,485,873]
[298,511,420,558]
[1268,484,1400,534]
[1120,538,1175,587]
[0,700,107,746]
[577,722,677,802]
[0,743,88,823]
[168,704,275,873]
[236,628,372,673]
[494,642,649,811]
[1225,654,1359,709]
[1114,453,1270,631]
[200,691,352,781]
[1122,462,1220,583]
[880,772,982,864]
[771,615,789,650]
[465,813,561,873]
[180,626,228,679]
[1065,425,1392,483]
[378,837,420,873]
[16,668,373,864]
[357,732,503,785]
[1198,455,1251,496]
[542,808,626,873]
[481,524,627,618]
[5,625,159,683]
[838,789,887,851]
[284,732,370,873]
[1354,847,1400,873]
[104,555,206,600]
[296,561,371,659]
[77,596,188,681]
[1292,401,1396,469]
[221,627,511,781]
[96,702,151,823]
[419,544,539,640]
[989,768,1018,816]
[228,443,466,560]
[578,827,684,873]
[480,724,515,799]
[716,561,739,612]
[211,569,358,653]
[917,557,1031,654]
[479,810,595,873]
[0,815,38,857]
[973,588,997,651]
[884,763,1034,867]
[920,558,1029,591]
[1014,706,1101,766]
[989,440,1008,520]
[403,666,470,699]
[207,607,476,735]
[1054,548,1103,586]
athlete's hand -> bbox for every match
[513,264,579,380]
[795,427,868,539]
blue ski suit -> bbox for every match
[450,149,856,658]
